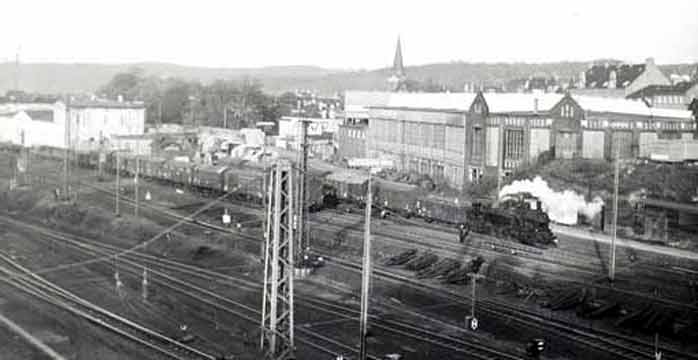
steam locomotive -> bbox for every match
[13,144,557,248]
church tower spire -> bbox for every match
[388,36,407,92]
[393,36,405,77]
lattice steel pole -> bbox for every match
[260,160,295,360]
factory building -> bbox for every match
[368,93,474,188]
[552,95,695,160]
[362,92,696,190]
[338,91,391,161]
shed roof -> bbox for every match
[482,93,564,114]
[573,95,693,119]
[385,92,476,111]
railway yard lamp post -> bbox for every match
[347,158,393,360]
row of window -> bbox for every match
[344,129,365,139]
[582,120,694,130]
[652,95,685,105]
[407,158,446,180]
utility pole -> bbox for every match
[63,99,70,200]
[359,169,373,360]
[115,150,121,216]
[609,141,620,282]
[135,157,140,218]
[260,160,295,360]
[297,119,310,255]
[495,120,504,207]
[345,158,393,360]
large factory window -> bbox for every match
[504,129,524,160]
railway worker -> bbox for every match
[458,224,470,243]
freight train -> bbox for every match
[6,144,557,248]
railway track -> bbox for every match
[10,162,696,359]
[321,255,698,360]
[0,214,523,360]
[0,251,217,360]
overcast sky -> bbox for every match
[2,0,697,69]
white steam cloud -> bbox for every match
[499,176,604,225]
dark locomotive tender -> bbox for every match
[14,145,558,248]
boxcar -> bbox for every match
[374,179,419,217]
[161,160,193,186]
[325,170,367,201]
[223,161,265,203]
[192,164,228,193]
[417,194,468,224]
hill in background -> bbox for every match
[1,61,696,95]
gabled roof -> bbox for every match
[627,82,697,98]
[482,93,564,114]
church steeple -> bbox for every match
[388,36,407,92]
[393,36,405,77]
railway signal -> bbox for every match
[466,273,484,331]
[222,208,231,226]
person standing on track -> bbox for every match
[459,223,470,243]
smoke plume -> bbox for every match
[499,176,604,225]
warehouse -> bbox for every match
[551,95,696,160]
[468,93,564,180]
[367,93,474,188]
[362,91,696,190]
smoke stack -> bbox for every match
[536,200,542,212]
[599,205,606,232]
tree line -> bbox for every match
[99,67,300,131]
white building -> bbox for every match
[276,116,341,160]
[0,99,145,150]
